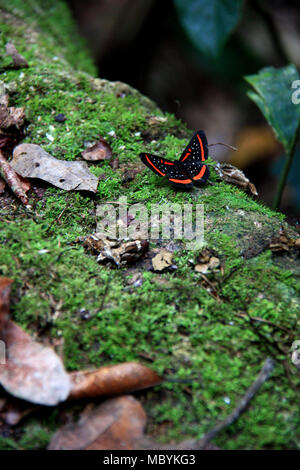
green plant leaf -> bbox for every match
[174,0,244,57]
[245,65,300,155]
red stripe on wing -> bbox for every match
[145,154,165,176]
[197,133,205,161]
[193,165,207,180]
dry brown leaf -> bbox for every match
[0,82,25,152]
[0,150,30,205]
[0,278,70,405]
[0,105,25,130]
[269,229,300,254]
[69,362,162,400]
[215,163,258,196]
[82,138,112,161]
[195,263,209,274]
[82,234,148,267]
[209,256,220,269]
[48,395,147,450]
[148,115,167,126]
[151,250,173,272]
[5,42,28,69]
[194,249,221,273]
[11,144,98,192]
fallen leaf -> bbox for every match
[5,42,28,69]
[0,82,25,152]
[194,249,221,274]
[68,362,162,400]
[215,163,258,196]
[269,229,300,254]
[151,250,173,272]
[0,81,24,125]
[82,138,112,161]
[0,150,30,205]
[11,144,98,192]
[48,395,147,450]
[82,234,148,267]
[0,103,25,130]
[0,278,70,405]
[195,263,209,274]
[208,256,220,269]
[148,115,167,126]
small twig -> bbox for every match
[99,275,112,311]
[272,129,300,210]
[192,358,275,449]
[235,312,291,335]
[208,142,237,151]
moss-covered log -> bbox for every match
[0,0,299,450]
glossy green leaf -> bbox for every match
[174,0,244,57]
[245,65,300,155]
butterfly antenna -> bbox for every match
[208,142,238,151]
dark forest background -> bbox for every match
[67,0,300,224]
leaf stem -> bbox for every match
[272,130,299,210]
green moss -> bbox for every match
[0,0,300,450]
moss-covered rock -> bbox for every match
[0,0,299,450]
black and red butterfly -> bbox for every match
[140,130,209,189]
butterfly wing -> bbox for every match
[179,130,209,184]
[140,153,175,177]
[165,164,193,189]
[179,130,208,163]
[140,153,193,188]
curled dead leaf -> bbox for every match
[11,144,98,192]
[151,250,174,272]
[82,234,148,267]
[0,104,25,130]
[0,278,70,405]
[148,115,167,126]
[269,229,300,254]
[82,138,112,161]
[48,395,147,450]
[215,163,258,196]
[194,249,221,274]
[68,362,163,400]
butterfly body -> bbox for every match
[140,130,209,189]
